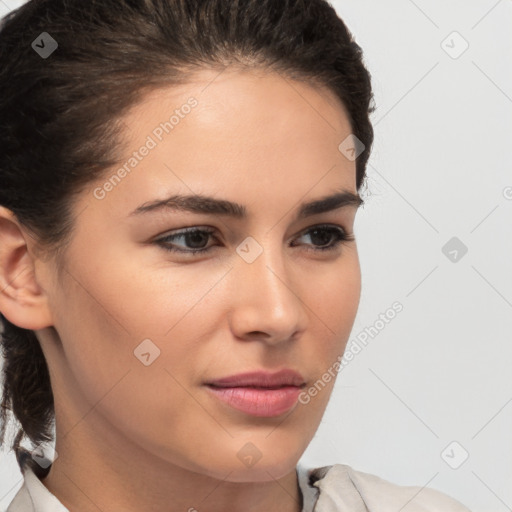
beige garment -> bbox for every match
[297,464,472,512]
[6,463,472,512]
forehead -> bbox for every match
[82,68,357,222]
[121,66,353,154]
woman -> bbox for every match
[0,1,472,511]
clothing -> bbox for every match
[297,464,472,511]
[7,462,472,511]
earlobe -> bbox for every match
[0,206,54,330]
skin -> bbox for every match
[0,67,362,512]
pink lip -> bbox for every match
[204,370,306,417]
[205,386,303,417]
[205,369,306,388]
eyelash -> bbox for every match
[154,224,354,257]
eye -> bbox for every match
[291,224,354,253]
[154,224,354,256]
[155,227,217,256]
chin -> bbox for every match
[220,440,303,482]
[219,458,300,483]
[182,442,302,483]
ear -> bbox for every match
[0,206,54,330]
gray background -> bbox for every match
[1,0,511,510]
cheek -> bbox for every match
[58,255,233,395]
[47,260,203,415]
[50,266,225,463]
[298,250,361,402]
[312,249,361,341]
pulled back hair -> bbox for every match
[0,0,375,478]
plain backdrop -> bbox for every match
[1,1,511,511]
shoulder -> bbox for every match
[306,464,472,512]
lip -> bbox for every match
[204,370,306,417]
[204,369,306,388]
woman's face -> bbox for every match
[36,68,362,482]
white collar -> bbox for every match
[7,466,70,512]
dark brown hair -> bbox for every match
[0,0,375,478]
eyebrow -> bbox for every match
[129,189,363,220]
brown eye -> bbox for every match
[291,225,354,253]
[156,227,218,255]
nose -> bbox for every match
[227,238,308,345]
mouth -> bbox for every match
[204,384,304,417]
[204,369,306,388]
[203,369,306,417]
